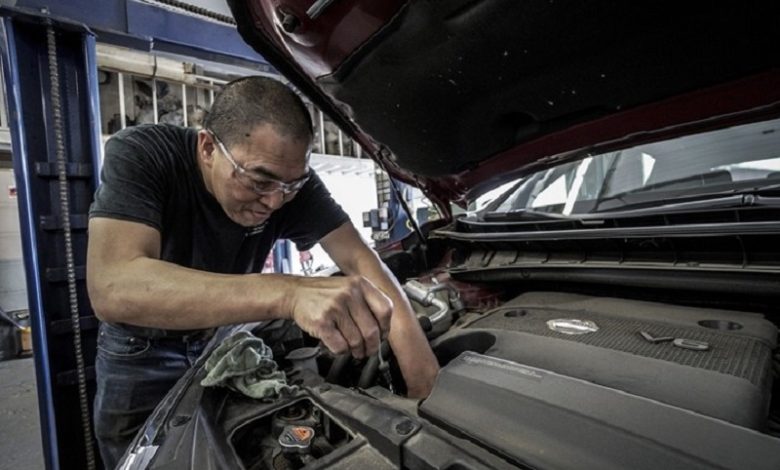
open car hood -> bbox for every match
[227,0,780,209]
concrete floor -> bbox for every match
[0,356,45,470]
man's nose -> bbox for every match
[260,190,285,210]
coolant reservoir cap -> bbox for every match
[279,425,315,453]
[547,318,599,335]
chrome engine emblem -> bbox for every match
[547,318,599,335]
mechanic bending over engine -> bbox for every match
[86,76,439,468]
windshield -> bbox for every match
[488,118,780,215]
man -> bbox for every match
[87,76,439,468]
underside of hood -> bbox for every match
[228,0,780,208]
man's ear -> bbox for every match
[197,129,216,168]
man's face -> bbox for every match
[201,124,310,227]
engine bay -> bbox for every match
[127,256,780,469]
[218,276,780,469]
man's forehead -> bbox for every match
[232,126,309,176]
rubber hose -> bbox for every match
[325,353,350,383]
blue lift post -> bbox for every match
[0,8,103,470]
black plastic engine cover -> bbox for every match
[420,352,780,470]
[432,292,777,429]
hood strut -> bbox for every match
[388,169,427,248]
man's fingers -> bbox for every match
[347,294,381,357]
[358,278,393,336]
[318,322,350,356]
[334,307,366,358]
[290,276,393,359]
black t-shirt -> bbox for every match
[90,124,349,333]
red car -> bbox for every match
[119,2,780,468]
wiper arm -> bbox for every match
[594,183,780,213]
[474,194,780,228]
[592,189,780,216]
[482,209,574,221]
[480,186,780,222]
[592,194,780,217]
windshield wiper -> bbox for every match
[482,208,574,221]
[592,193,780,218]
[593,182,780,213]
[475,193,780,227]
[592,184,780,215]
[480,184,780,222]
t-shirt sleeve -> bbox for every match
[278,171,351,251]
[89,131,170,231]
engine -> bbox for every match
[430,290,776,429]
[228,280,780,469]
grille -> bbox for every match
[468,307,772,387]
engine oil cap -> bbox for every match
[279,425,315,453]
[547,318,599,335]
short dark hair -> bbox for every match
[203,76,313,148]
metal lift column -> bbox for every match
[0,8,102,470]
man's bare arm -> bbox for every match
[87,217,298,328]
[87,217,393,356]
[320,223,439,398]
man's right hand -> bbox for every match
[287,276,393,359]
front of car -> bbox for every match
[118,1,780,468]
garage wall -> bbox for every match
[0,168,28,312]
[287,154,377,275]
